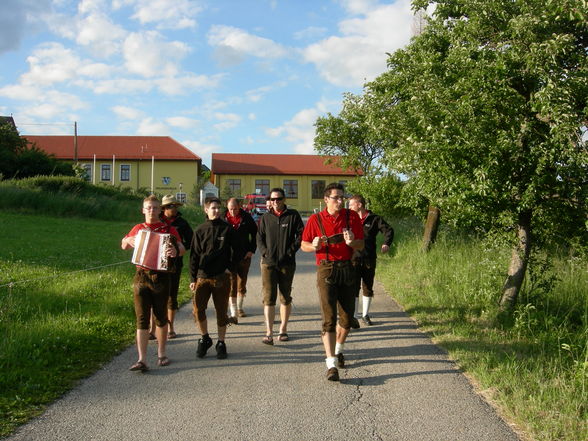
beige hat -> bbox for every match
[161,194,183,207]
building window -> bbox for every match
[120,164,130,182]
[311,180,325,199]
[255,179,270,196]
[283,180,298,198]
[81,163,92,182]
[101,164,111,181]
[227,179,241,196]
[176,192,187,204]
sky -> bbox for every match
[0,0,416,167]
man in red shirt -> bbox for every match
[121,195,185,372]
[301,183,364,381]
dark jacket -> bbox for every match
[223,208,257,262]
[257,207,304,267]
[189,218,237,280]
[165,212,193,269]
[353,211,394,262]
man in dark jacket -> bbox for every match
[189,197,237,359]
[348,194,394,326]
[256,187,304,345]
[224,198,257,322]
[151,194,193,339]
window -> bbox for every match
[81,163,92,182]
[176,192,187,204]
[101,164,111,181]
[255,179,270,196]
[311,180,325,199]
[120,164,130,182]
[283,180,298,198]
[227,179,241,196]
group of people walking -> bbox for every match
[121,182,393,381]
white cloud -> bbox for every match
[267,99,338,154]
[208,25,287,66]
[245,81,287,102]
[182,139,221,166]
[303,0,413,87]
[155,73,224,95]
[137,117,169,136]
[213,112,241,131]
[293,26,328,41]
[81,78,153,94]
[166,116,200,129]
[129,0,202,30]
[112,105,144,120]
[15,89,87,120]
[0,83,41,101]
[123,31,190,78]
[248,113,256,121]
[0,0,52,54]
[76,12,127,57]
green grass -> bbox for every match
[0,212,195,437]
[378,218,587,441]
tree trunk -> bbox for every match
[422,206,441,252]
[499,210,532,311]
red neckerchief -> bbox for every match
[273,208,284,217]
[141,222,169,233]
[226,212,242,229]
[360,210,369,224]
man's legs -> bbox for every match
[276,264,295,338]
[279,303,291,335]
[261,264,278,343]
[361,260,376,325]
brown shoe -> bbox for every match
[326,367,339,381]
[237,309,247,317]
[228,316,238,325]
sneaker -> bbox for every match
[350,317,361,329]
[196,335,213,358]
[337,353,345,368]
[216,341,227,359]
[326,367,340,381]
[237,309,247,317]
[228,316,238,325]
[362,315,373,326]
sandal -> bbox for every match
[262,335,274,346]
[157,356,171,367]
[278,333,289,342]
[129,361,148,372]
[168,331,177,339]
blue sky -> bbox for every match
[0,0,415,167]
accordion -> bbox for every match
[131,229,175,272]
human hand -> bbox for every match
[343,228,354,245]
[381,244,390,253]
[189,282,196,291]
[312,236,324,250]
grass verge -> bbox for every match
[0,212,194,437]
[378,218,587,441]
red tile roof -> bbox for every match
[24,136,201,161]
[212,153,360,176]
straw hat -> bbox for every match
[161,194,183,207]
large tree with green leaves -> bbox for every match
[367,0,587,310]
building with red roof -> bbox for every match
[211,153,361,213]
[26,135,201,202]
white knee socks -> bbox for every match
[362,296,372,317]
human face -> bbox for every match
[143,201,161,223]
[227,201,240,217]
[269,191,285,211]
[348,198,361,213]
[324,189,344,214]
[205,202,221,220]
[163,205,178,217]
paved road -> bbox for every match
[7,251,519,441]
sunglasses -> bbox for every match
[270,197,284,201]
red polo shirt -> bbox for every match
[302,208,363,264]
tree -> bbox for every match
[314,90,407,219]
[368,0,587,310]
[0,123,74,179]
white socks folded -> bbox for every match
[237,295,244,310]
[326,356,337,369]
[363,296,372,317]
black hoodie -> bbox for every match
[257,207,304,267]
[189,218,237,280]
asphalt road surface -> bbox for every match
[7,250,520,441]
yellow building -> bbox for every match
[27,135,201,203]
[211,153,360,214]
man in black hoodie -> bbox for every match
[189,197,237,359]
[224,198,257,322]
[348,194,394,326]
[257,187,304,345]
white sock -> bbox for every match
[363,296,372,317]
[229,299,237,317]
[326,357,337,369]
[354,297,360,317]
[237,295,244,310]
[335,342,344,355]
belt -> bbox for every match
[319,259,351,267]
